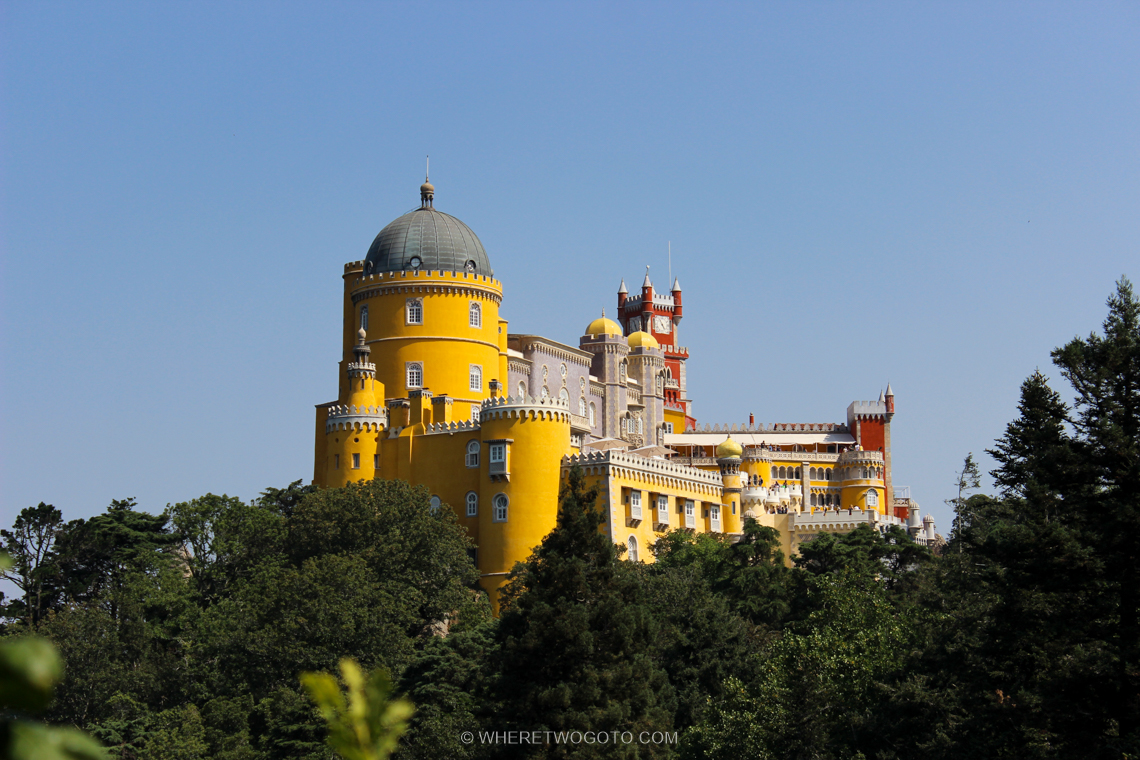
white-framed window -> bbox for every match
[352,453,360,469]
[471,404,481,421]
[664,422,674,434]
[517,381,527,398]
[429,495,441,514]
[630,490,642,520]
[466,440,480,468]
[627,535,639,562]
[579,397,587,416]
[866,489,879,507]
[636,417,643,435]
[657,495,669,524]
[559,388,569,405]
[406,298,423,325]
[684,499,695,529]
[470,365,482,392]
[469,301,481,328]
[560,363,567,378]
[588,403,596,427]
[466,491,478,517]
[710,505,721,530]
[406,362,423,388]
[490,443,506,463]
[360,305,368,331]
[493,493,508,522]
[579,376,585,391]
[541,386,549,400]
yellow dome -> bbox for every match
[585,315,622,336]
[627,330,659,349]
[716,436,743,459]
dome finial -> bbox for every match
[420,156,434,208]
[601,307,605,318]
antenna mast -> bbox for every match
[668,241,671,285]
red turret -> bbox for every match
[641,268,653,332]
[617,278,627,310]
[671,277,683,321]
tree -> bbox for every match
[492,465,675,756]
[946,453,982,545]
[1052,276,1140,736]
[1,503,64,627]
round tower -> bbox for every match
[836,448,887,513]
[322,329,388,487]
[476,394,573,610]
[716,436,744,533]
[339,180,503,423]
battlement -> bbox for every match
[836,449,884,465]
[346,266,502,289]
[480,394,572,422]
[423,419,481,435]
[347,361,376,374]
[847,399,887,419]
[563,449,723,488]
[325,403,388,432]
[682,421,848,434]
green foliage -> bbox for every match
[301,659,414,760]
[1,549,107,760]
[493,465,676,754]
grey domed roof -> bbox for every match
[364,206,490,276]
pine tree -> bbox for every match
[492,465,675,757]
[1052,276,1140,736]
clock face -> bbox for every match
[654,315,672,334]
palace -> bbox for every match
[313,178,937,606]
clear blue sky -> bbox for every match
[2,2,1137,536]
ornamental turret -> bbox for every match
[671,277,683,323]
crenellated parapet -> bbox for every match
[479,394,572,423]
[563,449,723,492]
[348,269,503,306]
[326,403,388,432]
[423,418,481,435]
[836,449,884,466]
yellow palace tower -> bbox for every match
[314,177,938,607]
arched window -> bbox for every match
[627,535,639,562]
[466,491,478,517]
[360,305,368,331]
[466,440,480,468]
[809,467,817,480]
[795,467,802,479]
[406,362,423,388]
[637,417,643,434]
[559,388,569,405]
[579,396,587,416]
[429,496,441,514]
[863,467,870,479]
[810,493,817,506]
[825,493,833,506]
[469,301,481,328]
[777,466,785,479]
[541,385,550,400]
[469,365,482,392]
[517,381,527,398]
[620,362,627,381]
[866,489,879,507]
[493,493,509,522]
[406,298,423,325]
[588,403,596,427]
[825,469,831,481]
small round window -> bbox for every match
[465,260,476,272]
[409,256,422,270]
